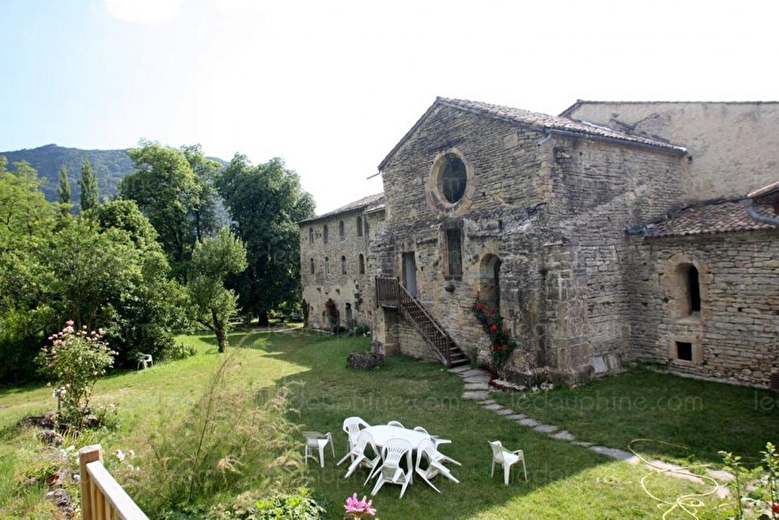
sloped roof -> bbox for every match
[748,180,779,199]
[644,200,777,239]
[378,97,686,170]
[299,193,385,224]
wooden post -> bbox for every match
[79,444,102,520]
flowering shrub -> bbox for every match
[36,320,116,430]
[471,294,516,371]
[344,493,376,519]
[720,442,779,519]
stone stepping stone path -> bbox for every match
[448,365,734,488]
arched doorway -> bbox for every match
[480,254,502,312]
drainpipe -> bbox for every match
[742,198,779,226]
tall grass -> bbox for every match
[116,355,307,516]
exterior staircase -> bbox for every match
[375,277,470,367]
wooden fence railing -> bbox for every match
[375,276,399,308]
[79,444,148,520]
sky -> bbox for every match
[1,0,778,213]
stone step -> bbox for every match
[462,390,489,400]
[464,382,489,391]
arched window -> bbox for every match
[324,257,329,274]
[308,227,314,245]
[687,265,701,313]
[356,216,363,237]
[309,258,315,274]
[323,225,329,244]
[341,255,347,274]
[358,254,365,275]
[339,220,345,240]
[665,258,705,319]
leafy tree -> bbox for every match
[187,228,247,352]
[85,200,190,363]
[58,165,71,204]
[181,144,221,243]
[0,157,58,382]
[120,141,213,275]
[216,155,315,325]
[79,157,99,211]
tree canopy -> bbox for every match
[119,141,220,276]
[216,155,315,324]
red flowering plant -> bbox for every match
[36,320,116,430]
[471,293,516,372]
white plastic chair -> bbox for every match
[413,426,452,447]
[370,438,414,498]
[387,420,404,428]
[337,430,381,484]
[302,431,334,468]
[343,417,370,453]
[136,353,153,370]
[414,438,460,493]
[489,440,527,485]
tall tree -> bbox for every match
[180,144,221,243]
[119,141,205,275]
[58,165,71,204]
[187,228,247,352]
[216,155,315,325]
[79,157,99,211]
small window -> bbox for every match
[358,254,365,275]
[325,257,329,274]
[339,220,345,240]
[446,229,463,277]
[308,227,314,245]
[341,255,347,274]
[356,216,363,237]
[676,342,693,362]
[688,266,701,313]
[323,225,329,244]
[310,258,315,274]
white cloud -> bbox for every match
[105,0,187,24]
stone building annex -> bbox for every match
[299,97,779,389]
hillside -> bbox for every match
[0,144,228,205]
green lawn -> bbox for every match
[1,328,769,518]
[490,367,779,467]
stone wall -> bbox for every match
[544,137,686,379]
[299,208,383,330]
[627,231,779,387]
[563,101,779,203]
[373,102,687,384]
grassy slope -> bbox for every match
[0,328,760,518]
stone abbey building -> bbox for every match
[299,98,779,389]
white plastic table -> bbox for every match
[362,425,431,486]
[363,424,431,450]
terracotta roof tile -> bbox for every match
[439,98,686,152]
[299,192,385,224]
[645,201,777,239]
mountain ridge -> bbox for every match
[1,144,228,204]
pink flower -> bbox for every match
[66,320,74,327]
[489,324,498,334]
[344,493,376,517]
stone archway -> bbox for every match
[480,254,502,312]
